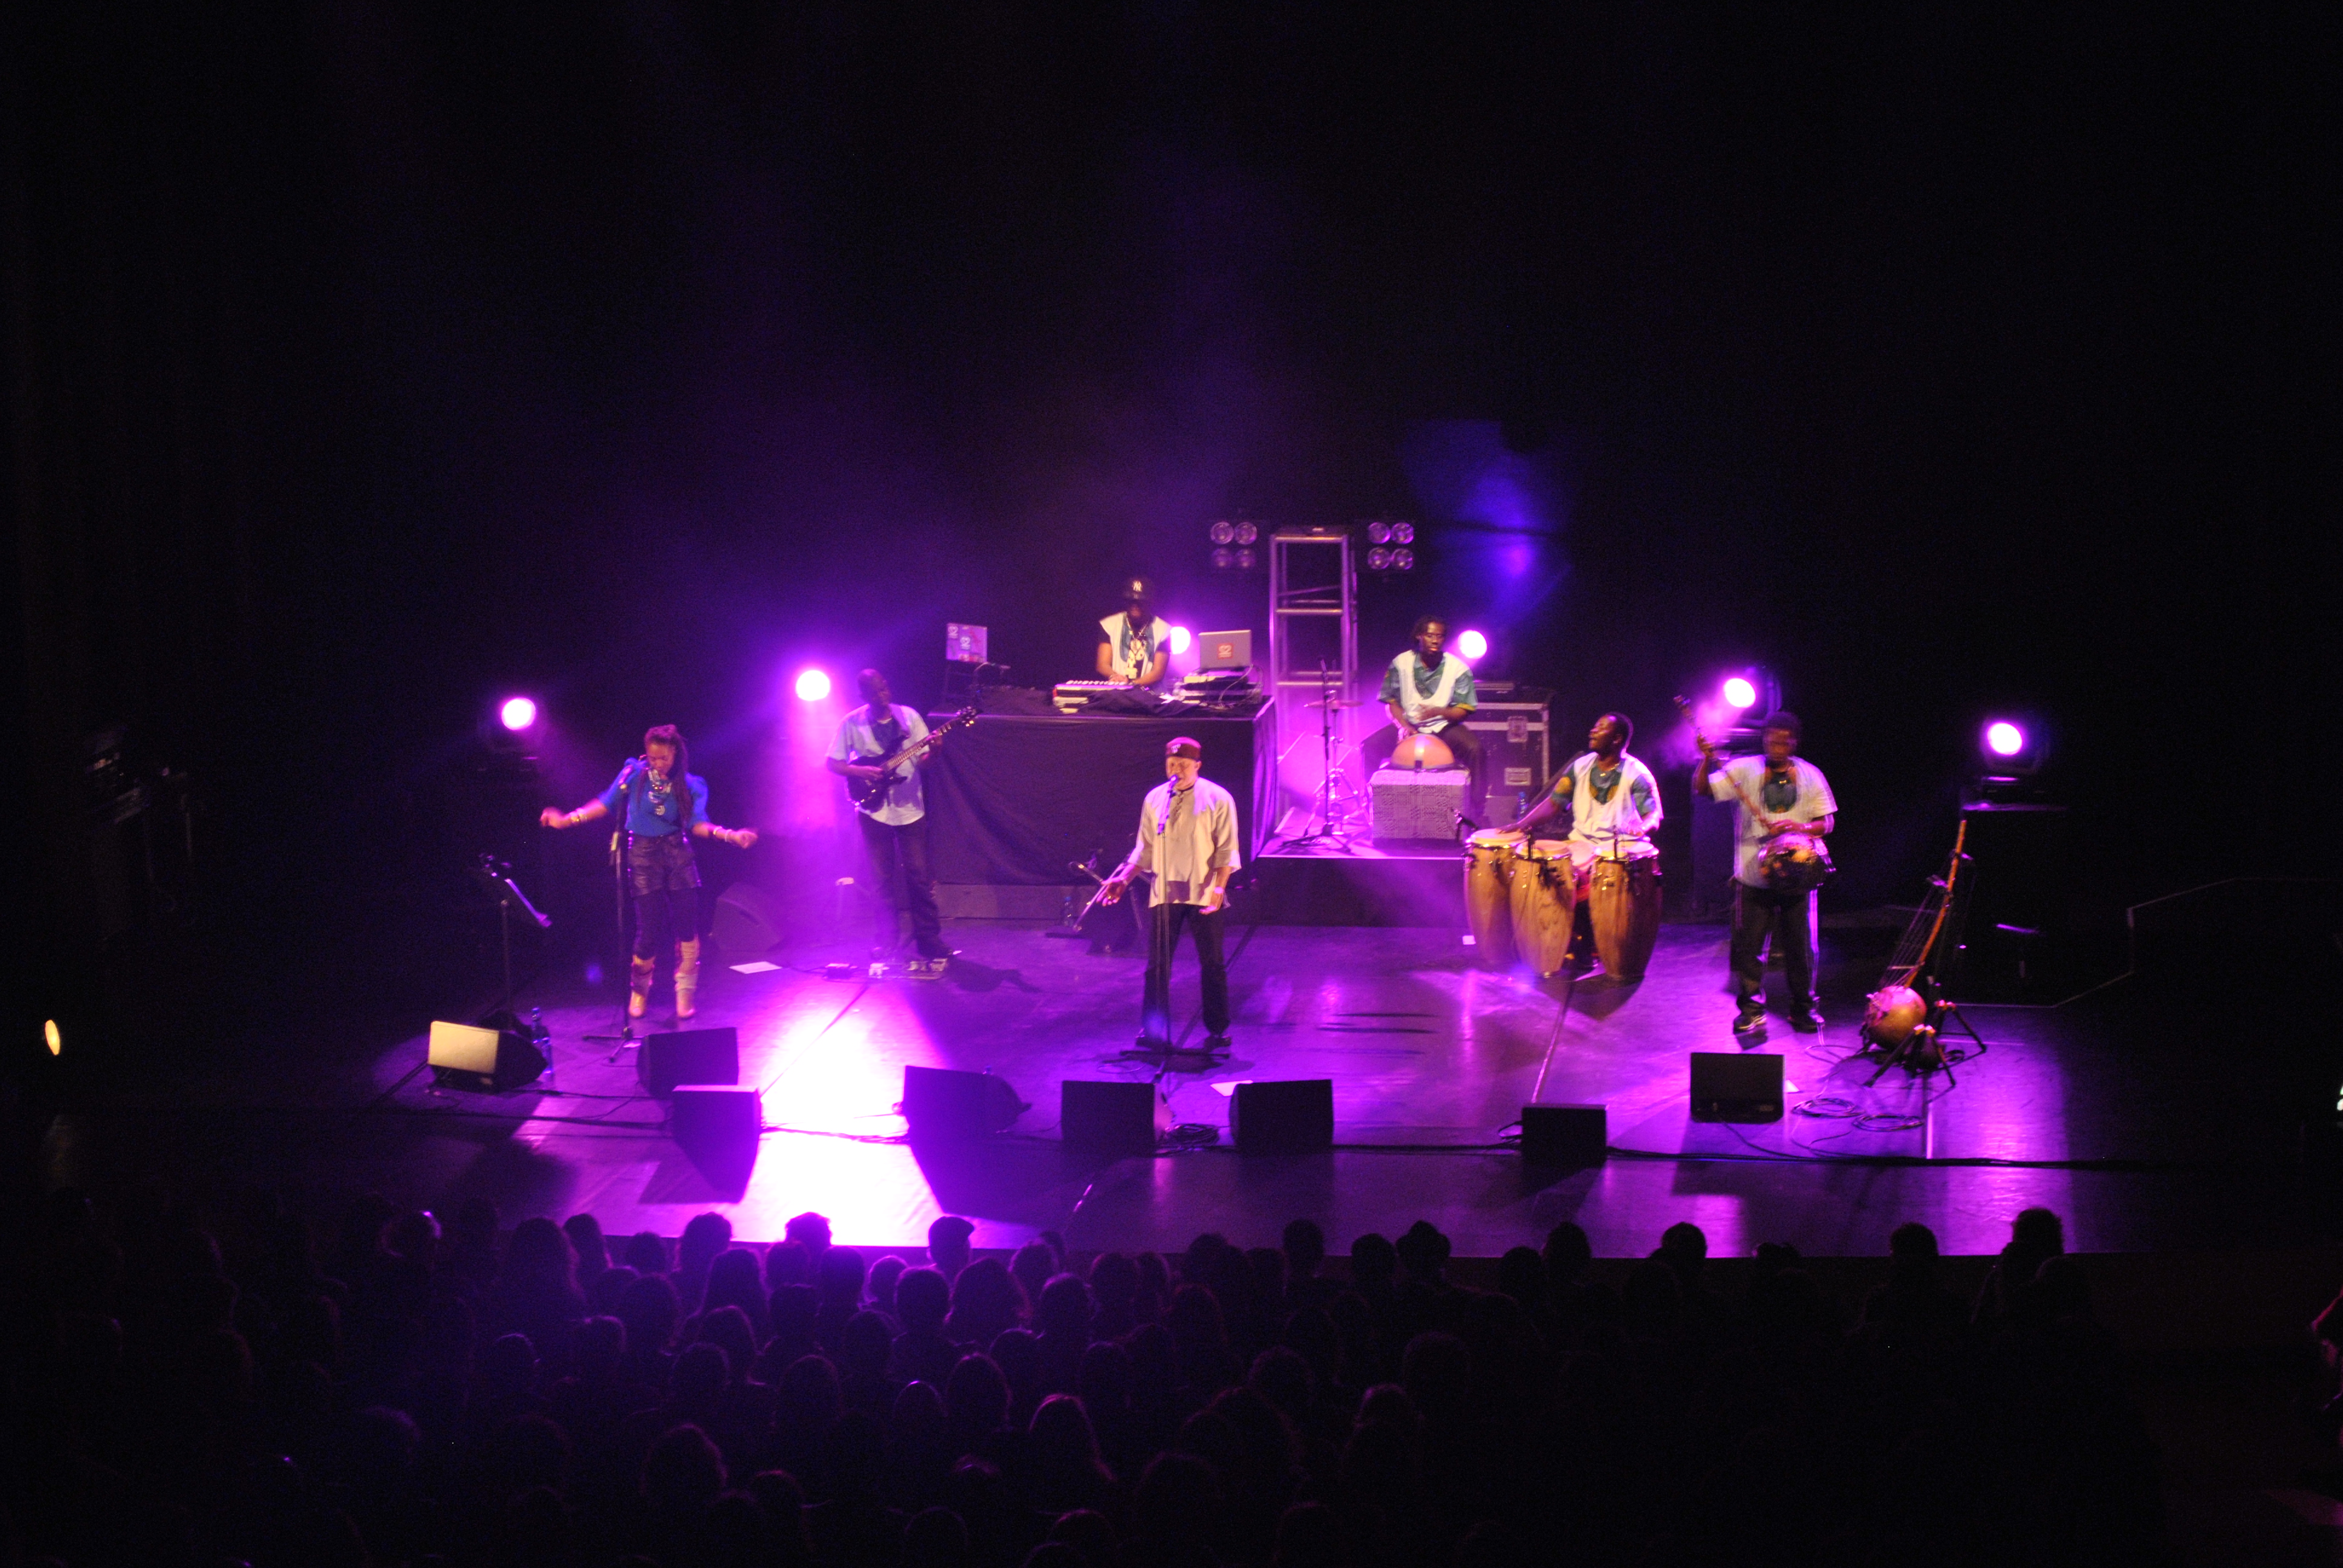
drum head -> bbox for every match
[1392,733,1455,770]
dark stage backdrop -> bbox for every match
[13,5,2336,1030]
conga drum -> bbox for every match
[1463,830,1518,969]
[1392,732,1455,769]
[1508,839,1577,978]
[1587,846,1662,982]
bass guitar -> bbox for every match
[847,708,977,808]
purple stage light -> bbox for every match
[1721,677,1757,711]
[1985,720,2025,757]
[794,668,832,703]
[499,696,538,731]
[1168,626,1193,655]
[1455,629,1487,662]
[1367,546,1391,572]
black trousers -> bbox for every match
[1730,882,1818,1010]
[1142,901,1230,1044]
[1361,720,1487,815]
[859,812,948,958]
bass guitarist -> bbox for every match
[827,668,955,976]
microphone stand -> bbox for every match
[587,765,639,1054]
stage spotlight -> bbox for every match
[1234,547,1255,569]
[793,668,832,703]
[1367,521,1392,545]
[1455,630,1487,662]
[1234,521,1257,544]
[1985,720,2025,757]
[1168,626,1193,655]
[1210,520,1236,545]
[1211,546,1234,570]
[1391,521,1415,545]
[499,696,538,731]
[1367,546,1392,572]
[44,1020,62,1057]
[1722,676,1757,711]
[1391,547,1414,571]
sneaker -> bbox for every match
[1731,1008,1766,1039]
[1788,1008,1823,1033]
[1203,1034,1233,1053]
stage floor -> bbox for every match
[39,913,2335,1260]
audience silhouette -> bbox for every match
[0,1194,2164,1567]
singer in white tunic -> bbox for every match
[1100,736,1240,1048]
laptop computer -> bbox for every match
[1196,630,1252,671]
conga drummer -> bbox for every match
[1488,712,1665,982]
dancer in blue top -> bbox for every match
[542,724,756,1020]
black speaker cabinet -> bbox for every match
[1689,1051,1784,1122]
[1062,1080,1168,1157]
[903,1066,1028,1141]
[670,1086,761,1186]
[428,1020,546,1092]
[640,1027,740,1097]
[710,881,788,958]
[1231,1079,1334,1155]
[1521,1103,1607,1168]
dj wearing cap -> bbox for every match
[1095,576,1173,688]
[1102,736,1240,1051]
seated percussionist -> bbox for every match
[1504,711,1662,875]
[1095,577,1172,688]
[1360,615,1486,823]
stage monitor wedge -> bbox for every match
[428,1020,546,1093]
[1231,1079,1334,1155]
[903,1066,1028,1142]
[1062,1080,1169,1158]
[710,883,787,958]
[640,1027,740,1097]
[1689,1052,1784,1123]
[1521,1103,1607,1168]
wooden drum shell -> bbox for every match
[1463,834,1517,969]
[1507,841,1578,979]
[1588,855,1662,982]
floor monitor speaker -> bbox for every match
[428,1020,546,1092]
[1689,1052,1784,1122]
[1521,1103,1607,1167]
[710,882,788,958]
[1062,1080,1168,1157]
[670,1086,761,1186]
[1231,1079,1334,1154]
[903,1066,1027,1141]
[640,1027,740,1097]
